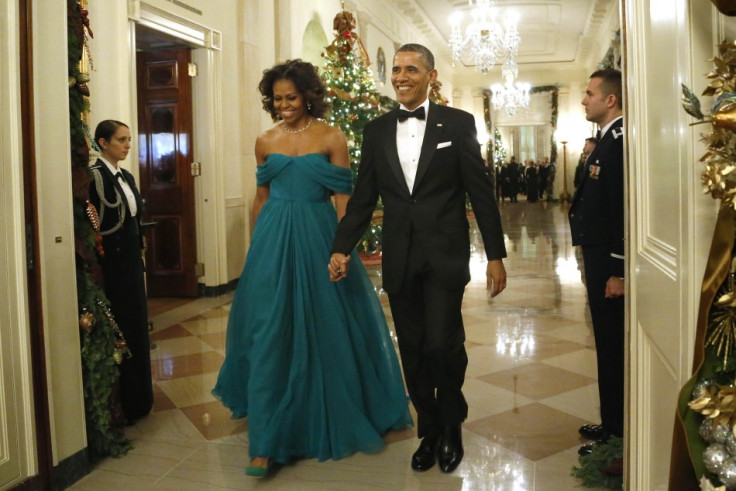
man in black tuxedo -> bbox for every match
[329,44,507,473]
[568,69,624,455]
[507,156,521,202]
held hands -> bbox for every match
[605,276,625,298]
[487,259,507,298]
[329,253,351,282]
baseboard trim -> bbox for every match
[51,447,89,490]
[198,278,239,297]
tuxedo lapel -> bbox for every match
[412,103,443,193]
[383,110,411,195]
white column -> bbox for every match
[87,1,135,148]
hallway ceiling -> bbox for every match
[392,0,619,87]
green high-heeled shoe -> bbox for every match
[245,457,271,477]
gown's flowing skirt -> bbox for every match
[213,154,412,463]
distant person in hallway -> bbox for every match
[89,120,153,424]
[329,43,507,474]
[538,157,549,200]
[568,68,625,456]
[507,156,521,202]
[544,157,556,201]
[525,160,538,202]
[212,59,412,478]
[574,137,597,191]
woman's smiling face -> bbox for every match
[272,78,306,123]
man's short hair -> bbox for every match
[590,68,622,109]
[585,137,597,145]
[396,43,435,71]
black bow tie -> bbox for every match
[397,107,426,122]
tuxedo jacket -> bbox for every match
[333,102,506,294]
[89,159,145,266]
[568,118,625,277]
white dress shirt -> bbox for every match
[100,157,138,217]
[396,98,430,193]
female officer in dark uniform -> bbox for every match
[89,119,153,423]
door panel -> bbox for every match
[137,49,198,297]
[626,0,723,487]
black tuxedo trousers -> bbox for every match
[388,230,468,437]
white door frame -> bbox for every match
[128,0,228,290]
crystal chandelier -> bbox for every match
[491,70,530,116]
[448,0,521,74]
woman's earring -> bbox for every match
[307,102,312,112]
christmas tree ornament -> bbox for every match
[726,431,736,455]
[76,82,90,97]
[705,443,730,474]
[86,201,100,232]
[720,457,736,488]
[702,418,717,443]
[695,378,716,399]
[714,422,732,443]
[79,310,95,333]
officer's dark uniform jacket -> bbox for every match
[568,116,624,278]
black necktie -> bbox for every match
[397,107,426,122]
[595,130,601,142]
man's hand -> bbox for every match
[329,253,350,282]
[487,259,507,298]
[605,276,624,298]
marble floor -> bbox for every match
[71,199,604,490]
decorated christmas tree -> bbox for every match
[321,9,391,254]
[492,127,507,167]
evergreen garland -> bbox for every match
[530,85,559,163]
[571,436,624,489]
[68,0,131,459]
[321,10,388,253]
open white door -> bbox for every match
[0,0,34,487]
[625,0,728,487]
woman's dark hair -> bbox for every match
[94,120,129,145]
[258,59,329,121]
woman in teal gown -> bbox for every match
[212,59,412,477]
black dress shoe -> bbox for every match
[578,424,609,441]
[578,438,610,456]
[411,432,440,471]
[438,425,464,473]
[578,442,595,456]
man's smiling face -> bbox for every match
[391,51,437,111]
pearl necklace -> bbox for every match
[282,118,312,134]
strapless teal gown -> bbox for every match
[213,153,412,464]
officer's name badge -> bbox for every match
[589,163,601,179]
